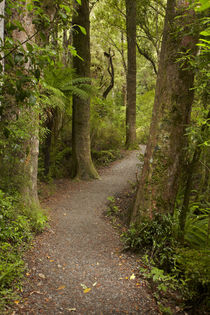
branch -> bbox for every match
[136,42,157,75]
[103,48,115,99]
[0,30,39,61]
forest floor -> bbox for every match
[8,149,161,315]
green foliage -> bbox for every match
[184,203,209,248]
[43,64,93,101]
[91,97,125,151]
[140,258,178,294]
[123,211,210,308]
[122,214,177,271]
[106,196,119,216]
[176,248,210,289]
[0,190,47,310]
[92,149,122,166]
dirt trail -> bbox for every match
[11,150,159,315]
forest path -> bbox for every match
[11,150,159,315]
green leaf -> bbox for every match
[26,42,33,53]
[59,4,71,14]
[59,11,67,20]
[77,25,87,35]
[200,30,210,37]
[196,0,210,11]
[76,0,81,4]
[14,53,25,64]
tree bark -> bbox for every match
[131,0,198,224]
[0,0,5,72]
[71,0,99,179]
[125,0,136,148]
[12,1,40,205]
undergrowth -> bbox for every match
[0,190,47,311]
[92,149,123,166]
[121,211,210,313]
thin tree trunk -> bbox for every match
[0,0,5,72]
[131,0,198,224]
[125,0,136,148]
[71,0,99,179]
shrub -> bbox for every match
[0,190,47,310]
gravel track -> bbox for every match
[9,150,159,315]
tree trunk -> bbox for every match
[131,0,198,224]
[12,1,40,205]
[0,0,5,72]
[125,0,136,148]
[71,0,99,179]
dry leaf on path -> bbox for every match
[38,273,46,279]
[84,288,91,293]
[29,291,43,295]
[66,308,76,312]
[56,285,66,290]
[130,273,136,280]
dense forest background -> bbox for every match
[0,0,209,313]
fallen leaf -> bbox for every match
[136,283,141,286]
[80,283,88,290]
[84,288,91,293]
[50,260,54,262]
[26,272,30,276]
[92,282,97,287]
[66,308,76,312]
[29,291,43,295]
[125,277,128,279]
[57,285,66,290]
[57,264,62,268]
[14,300,19,305]
[130,273,136,280]
[38,273,46,279]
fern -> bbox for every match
[184,203,209,248]
[42,64,94,102]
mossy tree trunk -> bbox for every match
[12,1,40,206]
[130,0,198,224]
[71,0,99,179]
[125,0,136,149]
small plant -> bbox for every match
[122,214,178,271]
[140,261,178,293]
[107,196,119,216]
